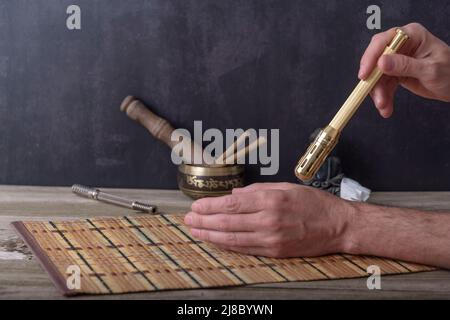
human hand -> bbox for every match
[184,182,354,258]
[359,23,450,118]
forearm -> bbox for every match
[342,201,450,269]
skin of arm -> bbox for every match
[185,183,450,269]
[347,200,450,268]
[185,23,450,268]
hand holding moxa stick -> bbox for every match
[295,29,409,181]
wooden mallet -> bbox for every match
[120,96,210,164]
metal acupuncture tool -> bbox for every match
[295,29,409,182]
[72,184,157,213]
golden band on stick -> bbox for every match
[295,29,409,182]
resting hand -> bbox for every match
[359,23,450,118]
[184,183,353,258]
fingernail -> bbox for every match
[381,109,392,118]
[184,213,193,225]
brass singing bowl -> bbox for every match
[177,164,245,199]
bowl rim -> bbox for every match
[178,163,244,176]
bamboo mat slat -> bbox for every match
[12,214,435,296]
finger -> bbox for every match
[232,182,296,194]
[184,212,261,232]
[190,228,262,247]
[191,192,266,214]
[380,77,398,118]
[370,76,398,118]
[378,54,425,79]
[370,76,389,110]
[359,28,397,79]
[400,78,437,100]
[400,22,429,55]
[359,23,429,80]
[214,244,274,257]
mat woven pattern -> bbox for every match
[13,214,434,296]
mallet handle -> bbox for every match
[121,96,211,164]
[120,96,177,149]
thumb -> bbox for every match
[378,54,424,78]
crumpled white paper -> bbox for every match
[340,177,371,202]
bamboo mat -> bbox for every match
[13,214,434,296]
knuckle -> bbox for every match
[265,191,288,209]
[200,230,210,242]
[217,215,230,231]
[223,196,240,213]
[267,234,284,246]
[405,23,429,39]
[259,214,273,229]
[263,195,276,209]
[250,183,264,190]
[371,33,380,42]
[265,215,284,232]
[225,232,238,245]
[193,215,203,228]
[399,60,410,74]
[371,32,387,43]
[279,182,293,190]
[277,191,289,203]
[191,202,202,212]
[407,22,424,32]
[427,62,441,80]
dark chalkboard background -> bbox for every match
[0,0,449,191]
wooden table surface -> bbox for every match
[0,185,449,300]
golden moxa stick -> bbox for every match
[295,29,409,182]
